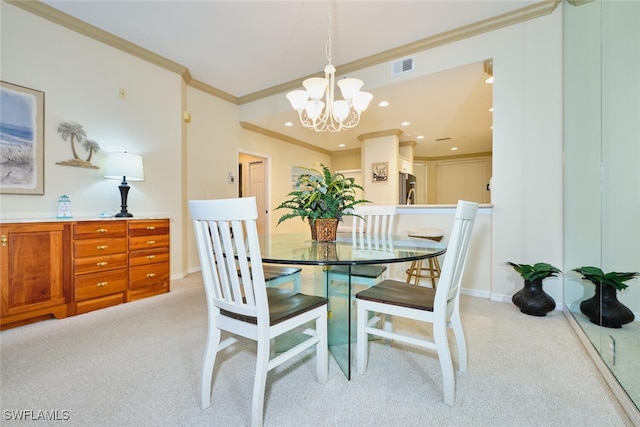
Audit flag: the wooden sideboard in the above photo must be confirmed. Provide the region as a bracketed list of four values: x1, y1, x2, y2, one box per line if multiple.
[0, 218, 170, 329]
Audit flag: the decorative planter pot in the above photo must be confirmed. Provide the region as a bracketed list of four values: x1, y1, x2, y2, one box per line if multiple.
[311, 218, 339, 242]
[580, 284, 635, 328]
[512, 279, 556, 316]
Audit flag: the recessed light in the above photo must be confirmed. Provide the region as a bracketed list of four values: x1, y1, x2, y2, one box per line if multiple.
[338, 144, 346, 148]
[284, 122, 293, 127]
[489, 107, 493, 112]
[450, 147, 459, 151]
[485, 76, 494, 84]
[378, 101, 389, 107]
[401, 121, 410, 126]
[416, 135, 424, 140]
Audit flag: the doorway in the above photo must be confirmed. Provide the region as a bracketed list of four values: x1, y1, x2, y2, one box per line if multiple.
[238, 152, 269, 235]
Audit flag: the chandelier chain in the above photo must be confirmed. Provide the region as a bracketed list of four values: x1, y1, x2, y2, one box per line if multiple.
[326, 1, 333, 64]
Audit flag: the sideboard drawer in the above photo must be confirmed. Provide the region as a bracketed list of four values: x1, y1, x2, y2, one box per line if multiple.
[129, 247, 170, 267]
[128, 220, 170, 237]
[128, 263, 170, 290]
[74, 221, 127, 239]
[128, 234, 169, 251]
[74, 238, 127, 257]
[73, 253, 127, 275]
[74, 269, 127, 301]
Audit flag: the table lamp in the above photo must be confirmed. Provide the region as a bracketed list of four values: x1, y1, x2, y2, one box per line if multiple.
[104, 152, 144, 217]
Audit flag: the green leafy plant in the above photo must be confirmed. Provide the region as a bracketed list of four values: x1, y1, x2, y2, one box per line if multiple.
[276, 163, 369, 225]
[573, 266, 639, 290]
[507, 262, 561, 282]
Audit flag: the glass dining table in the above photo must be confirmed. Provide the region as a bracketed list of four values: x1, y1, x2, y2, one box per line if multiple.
[255, 233, 447, 379]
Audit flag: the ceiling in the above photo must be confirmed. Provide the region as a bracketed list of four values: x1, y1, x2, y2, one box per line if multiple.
[39, 0, 543, 158]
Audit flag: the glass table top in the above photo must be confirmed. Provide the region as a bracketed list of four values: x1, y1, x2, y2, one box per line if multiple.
[257, 233, 446, 266]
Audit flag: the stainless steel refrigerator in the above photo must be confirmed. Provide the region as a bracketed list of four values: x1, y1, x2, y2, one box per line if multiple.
[399, 172, 417, 204]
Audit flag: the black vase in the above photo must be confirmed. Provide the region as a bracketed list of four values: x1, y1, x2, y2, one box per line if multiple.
[579, 284, 635, 328]
[512, 279, 556, 316]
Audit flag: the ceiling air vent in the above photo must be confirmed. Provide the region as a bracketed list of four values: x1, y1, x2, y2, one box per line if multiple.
[391, 56, 414, 76]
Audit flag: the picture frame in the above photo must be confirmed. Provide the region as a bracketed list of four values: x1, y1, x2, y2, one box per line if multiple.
[372, 162, 388, 182]
[0, 81, 45, 195]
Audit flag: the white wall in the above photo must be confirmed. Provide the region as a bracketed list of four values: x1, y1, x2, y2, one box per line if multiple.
[0, 3, 185, 277]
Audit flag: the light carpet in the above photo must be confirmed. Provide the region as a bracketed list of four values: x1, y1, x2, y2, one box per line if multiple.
[0, 273, 632, 426]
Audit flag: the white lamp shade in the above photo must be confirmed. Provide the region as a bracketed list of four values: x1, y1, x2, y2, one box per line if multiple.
[286, 90, 309, 111]
[352, 91, 374, 112]
[331, 100, 350, 121]
[303, 77, 328, 100]
[104, 152, 144, 181]
[305, 100, 325, 120]
[337, 78, 364, 100]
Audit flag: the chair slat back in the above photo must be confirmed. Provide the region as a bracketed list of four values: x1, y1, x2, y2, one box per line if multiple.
[352, 204, 396, 251]
[189, 197, 268, 322]
[435, 200, 478, 311]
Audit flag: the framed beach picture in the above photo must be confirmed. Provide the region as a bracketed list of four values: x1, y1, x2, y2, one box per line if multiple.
[0, 81, 45, 195]
[372, 162, 388, 182]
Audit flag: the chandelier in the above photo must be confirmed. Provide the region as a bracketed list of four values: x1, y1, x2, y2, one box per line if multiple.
[286, 3, 373, 132]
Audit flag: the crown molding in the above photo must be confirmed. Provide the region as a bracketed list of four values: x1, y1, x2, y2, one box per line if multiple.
[357, 129, 403, 142]
[11, 0, 560, 106]
[239, 122, 331, 155]
[415, 151, 493, 162]
[566, 0, 594, 6]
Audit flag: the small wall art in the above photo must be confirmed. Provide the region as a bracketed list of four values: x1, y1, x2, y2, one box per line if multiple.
[372, 162, 388, 182]
[56, 122, 100, 169]
[0, 81, 45, 195]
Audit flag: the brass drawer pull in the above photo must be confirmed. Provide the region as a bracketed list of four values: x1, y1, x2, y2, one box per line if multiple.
[97, 245, 108, 250]
[96, 228, 108, 233]
[96, 261, 108, 267]
[146, 273, 156, 278]
[97, 282, 108, 287]
[146, 226, 156, 230]
[146, 255, 156, 259]
[1, 235, 7, 247]
[146, 240, 156, 245]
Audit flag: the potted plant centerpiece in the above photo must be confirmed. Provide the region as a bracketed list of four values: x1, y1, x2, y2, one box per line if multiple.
[276, 163, 368, 241]
[507, 262, 562, 316]
[573, 266, 638, 328]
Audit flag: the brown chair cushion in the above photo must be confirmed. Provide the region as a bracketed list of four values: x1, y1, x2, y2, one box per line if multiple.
[356, 279, 435, 311]
[262, 266, 301, 281]
[221, 288, 327, 326]
[331, 265, 387, 279]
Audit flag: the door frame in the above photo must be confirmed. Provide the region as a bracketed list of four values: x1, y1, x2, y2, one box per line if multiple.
[237, 149, 271, 233]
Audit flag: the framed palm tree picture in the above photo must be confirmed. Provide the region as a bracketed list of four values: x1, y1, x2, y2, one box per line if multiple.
[0, 81, 45, 195]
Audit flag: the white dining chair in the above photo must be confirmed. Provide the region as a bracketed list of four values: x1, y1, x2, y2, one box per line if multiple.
[355, 200, 478, 406]
[189, 197, 328, 426]
[328, 204, 396, 288]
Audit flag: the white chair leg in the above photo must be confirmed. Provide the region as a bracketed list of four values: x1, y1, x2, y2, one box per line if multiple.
[451, 310, 467, 372]
[251, 338, 270, 427]
[356, 302, 368, 374]
[316, 311, 329, 383]
[201, 327, 221, 409]
[434, 321, 455, 406]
